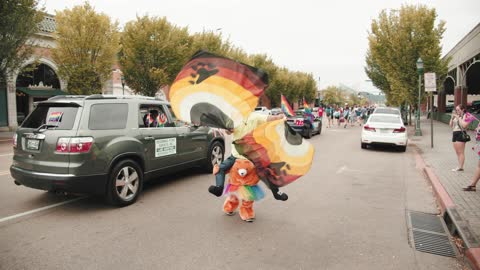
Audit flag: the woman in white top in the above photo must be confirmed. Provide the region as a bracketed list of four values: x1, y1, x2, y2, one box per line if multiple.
[450, 104, 469, 171]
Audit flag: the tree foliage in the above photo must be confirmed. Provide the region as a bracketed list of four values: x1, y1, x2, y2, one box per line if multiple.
[365, 5, 449, 107]
[118, 15, 318, 100]
[321, 86, 347, 106]
[190, 31, 231, 56]
[0, 0, 42, 83]
[119, 16, 192, 96]
[52, 2, 119, 95]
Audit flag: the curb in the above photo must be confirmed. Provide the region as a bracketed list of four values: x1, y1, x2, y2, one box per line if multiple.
[414, 148, 480, 270]
[0, 139, 12, 145]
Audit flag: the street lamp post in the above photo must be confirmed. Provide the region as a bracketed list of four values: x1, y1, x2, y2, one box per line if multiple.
[415, 58, 424, 136]
[121, 75, 125, 95]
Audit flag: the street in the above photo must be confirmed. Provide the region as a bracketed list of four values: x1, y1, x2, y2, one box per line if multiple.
[0, 126, 462, 270]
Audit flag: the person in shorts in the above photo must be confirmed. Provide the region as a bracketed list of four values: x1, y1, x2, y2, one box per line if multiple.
[450, 105, 469, 172]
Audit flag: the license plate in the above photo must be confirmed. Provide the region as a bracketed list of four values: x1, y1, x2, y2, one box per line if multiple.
[27, 139, 40, 150]
[380, 129, 391, 134]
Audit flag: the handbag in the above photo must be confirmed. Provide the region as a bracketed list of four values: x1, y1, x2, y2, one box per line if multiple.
[461, 131, 471, 142]
[458, 121, 471, 142]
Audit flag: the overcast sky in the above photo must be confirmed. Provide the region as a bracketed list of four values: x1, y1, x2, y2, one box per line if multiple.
[41, 0, 479, 93]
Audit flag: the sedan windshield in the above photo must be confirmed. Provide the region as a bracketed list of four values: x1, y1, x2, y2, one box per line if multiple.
[369, 115, 402, 124]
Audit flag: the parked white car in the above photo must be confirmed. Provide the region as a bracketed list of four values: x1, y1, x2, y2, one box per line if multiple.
[361, 113, 407, 152]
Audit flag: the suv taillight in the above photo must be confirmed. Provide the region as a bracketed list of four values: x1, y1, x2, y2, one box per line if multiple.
[56, 137, 94, 153]
[393, 127, 406, 133]
[13, 133, 17, 148]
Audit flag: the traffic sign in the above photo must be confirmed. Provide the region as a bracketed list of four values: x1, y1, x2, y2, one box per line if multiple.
[424, 72, 436, 92]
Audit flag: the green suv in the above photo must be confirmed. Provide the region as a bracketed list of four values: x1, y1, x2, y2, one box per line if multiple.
[10, 95, 225, 206]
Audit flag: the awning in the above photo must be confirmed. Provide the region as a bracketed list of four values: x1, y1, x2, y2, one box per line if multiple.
[17, 87, 67, 97]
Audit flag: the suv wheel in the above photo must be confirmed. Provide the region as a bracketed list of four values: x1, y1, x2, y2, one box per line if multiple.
[106, 159, 143, 206]
[205, 141, 224, 173]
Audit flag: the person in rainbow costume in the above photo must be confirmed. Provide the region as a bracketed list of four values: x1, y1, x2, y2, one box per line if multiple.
[169, 51, 314, 216]
[210, 111, 289, 201]
[223, 158, 265, 222]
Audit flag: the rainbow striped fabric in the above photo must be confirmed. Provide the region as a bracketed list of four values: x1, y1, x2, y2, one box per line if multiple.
[303, 98, 314, 124]
[234, 120, 314, 187]
[303, 98, 310, 109]
[281, 94, 295, 117]
[48, 112, 63, 123]
[169, 50, 268, 130]
[223, 184, 265, 201]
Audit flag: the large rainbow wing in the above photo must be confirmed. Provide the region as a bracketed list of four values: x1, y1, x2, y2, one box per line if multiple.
[233, 120, 314, 187]
[169, 51, 267, 130]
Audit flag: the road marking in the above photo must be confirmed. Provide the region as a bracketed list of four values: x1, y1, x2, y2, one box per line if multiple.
[0, 139, 12, 142]
[336, 165, 362, 174]
[336, 166, 347, 174]
[0, 196, 87, 224]
[0, 170, 9, 176]
[0, 153, 13, 157]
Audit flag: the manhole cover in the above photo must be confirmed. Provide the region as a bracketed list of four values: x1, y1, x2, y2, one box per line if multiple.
[409, 211, 456, 257]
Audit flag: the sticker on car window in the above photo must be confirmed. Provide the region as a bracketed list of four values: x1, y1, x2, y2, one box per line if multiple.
[47, 112, 63, 123]
[155, 138, 176, 157]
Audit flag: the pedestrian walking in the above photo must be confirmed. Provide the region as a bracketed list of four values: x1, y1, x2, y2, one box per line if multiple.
[326, 105, 333, 128]
[342, 106, 350, 128]
[450, 104, 469, 172]
[464, 123, 480, 191]
[333, 107, 340, 127]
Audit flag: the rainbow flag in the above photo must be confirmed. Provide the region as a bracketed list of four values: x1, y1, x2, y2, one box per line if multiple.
[303, 98, 314, 124]
[281, 94, 295, 117]
[169, 50, 268, 130]
[303, 98, 310, 109]
[47, 112, 63, 123]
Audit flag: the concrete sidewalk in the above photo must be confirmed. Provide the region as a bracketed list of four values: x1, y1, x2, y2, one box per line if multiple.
[0, 131, 13, 144]
[411, 116, 480, 269]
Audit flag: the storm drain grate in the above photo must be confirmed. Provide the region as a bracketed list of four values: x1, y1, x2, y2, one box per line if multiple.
[410, 211, 446, 234]
[409, 211, 456, 257]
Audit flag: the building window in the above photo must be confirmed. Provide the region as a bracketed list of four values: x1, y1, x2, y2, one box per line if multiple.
[16, 63, 60, 89]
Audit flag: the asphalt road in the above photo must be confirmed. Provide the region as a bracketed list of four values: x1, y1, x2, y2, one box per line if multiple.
[0, 125, 463, 270]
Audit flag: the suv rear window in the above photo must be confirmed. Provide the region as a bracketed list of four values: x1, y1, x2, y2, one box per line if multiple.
[89, 103, 128, 130]
[22, 106, 78, 130]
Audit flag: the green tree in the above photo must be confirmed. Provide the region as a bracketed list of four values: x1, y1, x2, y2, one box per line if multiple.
[52, 3, 119, 95]
[190, 31, 231, 56]
[119, 16, 192, 96]
[321, 86, 347, 106]
[365, 5, 449, 107]
[248, 54, 279, 106]
[0, 0, 42, 85]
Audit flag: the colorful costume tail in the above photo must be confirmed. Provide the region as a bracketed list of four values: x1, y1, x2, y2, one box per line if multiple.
[224, 184, 265, 201]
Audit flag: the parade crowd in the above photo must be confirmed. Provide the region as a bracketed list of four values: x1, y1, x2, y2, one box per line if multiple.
[321, 104, 376, 129]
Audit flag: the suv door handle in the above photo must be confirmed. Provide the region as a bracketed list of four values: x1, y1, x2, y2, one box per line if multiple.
[178, 133, 187, 138]
[144, 136, 155, 140]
